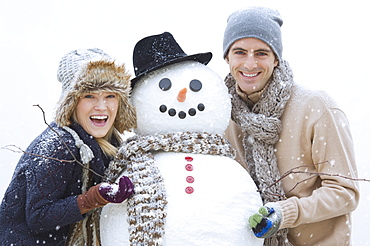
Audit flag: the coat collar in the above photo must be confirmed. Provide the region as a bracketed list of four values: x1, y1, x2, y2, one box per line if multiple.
[69, 122, 110, 184]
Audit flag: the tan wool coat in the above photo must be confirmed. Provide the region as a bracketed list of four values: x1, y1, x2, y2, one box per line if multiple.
[225, 84, 360, 245]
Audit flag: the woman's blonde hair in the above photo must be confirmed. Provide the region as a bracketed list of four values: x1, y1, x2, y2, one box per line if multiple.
[95, 128, 123, 157]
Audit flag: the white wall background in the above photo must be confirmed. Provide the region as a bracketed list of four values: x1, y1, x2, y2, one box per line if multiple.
[1, 0, 369, 244]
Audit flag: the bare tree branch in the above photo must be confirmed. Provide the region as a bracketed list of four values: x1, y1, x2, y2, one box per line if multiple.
[0, 104, 105, 180]
[1, 144, 74, 163]
[263, 161, 370, 197]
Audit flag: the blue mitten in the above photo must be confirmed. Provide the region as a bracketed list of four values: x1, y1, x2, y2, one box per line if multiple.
[248, 204, 282, 238]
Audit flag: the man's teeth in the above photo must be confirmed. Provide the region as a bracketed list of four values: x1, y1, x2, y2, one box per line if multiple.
[90, 115, 108, 120]
[243, 72, 258, 77]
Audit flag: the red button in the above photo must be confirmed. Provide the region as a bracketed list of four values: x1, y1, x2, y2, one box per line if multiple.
[186, 176, 194, 183]
[185, 156, 193, 162]
[185, 164, 193, 171]
[185, 186, 194, 194]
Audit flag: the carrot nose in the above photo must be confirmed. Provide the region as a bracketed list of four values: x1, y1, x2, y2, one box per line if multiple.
[177, 88, 187, 102]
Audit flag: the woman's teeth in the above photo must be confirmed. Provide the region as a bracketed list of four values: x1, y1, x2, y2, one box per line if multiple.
[90, 115, 108, 120]
[90, 115, 108, 123]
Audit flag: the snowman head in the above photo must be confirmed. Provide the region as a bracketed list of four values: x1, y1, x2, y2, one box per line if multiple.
[132, 61, 231, 135]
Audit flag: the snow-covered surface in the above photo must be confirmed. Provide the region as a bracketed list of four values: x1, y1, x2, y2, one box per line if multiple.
[101, 153, 263, 245]
[0, 0, 369, 244]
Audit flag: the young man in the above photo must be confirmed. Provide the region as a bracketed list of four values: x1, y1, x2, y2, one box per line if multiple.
[223, 7, 359, 246]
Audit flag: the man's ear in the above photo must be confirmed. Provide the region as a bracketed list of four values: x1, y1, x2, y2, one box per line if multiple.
[225, 56, 229, 64]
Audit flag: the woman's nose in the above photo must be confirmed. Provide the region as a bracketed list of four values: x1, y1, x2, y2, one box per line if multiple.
[95, 99, 108, 110]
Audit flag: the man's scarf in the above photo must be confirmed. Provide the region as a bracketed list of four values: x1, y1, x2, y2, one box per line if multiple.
[105, 131, 236, 245]
[225, 60, 294, 246]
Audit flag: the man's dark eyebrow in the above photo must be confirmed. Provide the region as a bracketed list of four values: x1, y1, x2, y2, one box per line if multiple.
[255, 49, 273, 53]
[231, 47, 247, 52]
[231, 47, 273, 53]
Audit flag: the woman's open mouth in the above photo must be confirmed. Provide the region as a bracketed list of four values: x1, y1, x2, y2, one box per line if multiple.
[90, 115, 108, 126]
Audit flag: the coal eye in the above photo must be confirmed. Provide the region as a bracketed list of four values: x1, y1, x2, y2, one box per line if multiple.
[189, 79, 202, 92]
[159, 78, 172, 91]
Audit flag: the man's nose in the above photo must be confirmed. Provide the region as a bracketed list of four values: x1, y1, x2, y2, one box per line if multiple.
[244, 54, 258, 70]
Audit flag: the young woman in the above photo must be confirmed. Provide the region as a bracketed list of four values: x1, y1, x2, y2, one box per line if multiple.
[0, 48, 136, 245]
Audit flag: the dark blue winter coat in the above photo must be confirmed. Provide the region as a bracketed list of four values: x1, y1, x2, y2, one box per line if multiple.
[0, 122, 111, 245]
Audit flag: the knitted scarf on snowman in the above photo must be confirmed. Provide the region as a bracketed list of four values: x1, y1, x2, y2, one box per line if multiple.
[105, 132, 236, 246]
[225, 60, 294, 246]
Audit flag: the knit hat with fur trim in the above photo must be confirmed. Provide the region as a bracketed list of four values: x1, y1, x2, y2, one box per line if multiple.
[223, 7, 283, 62]
[54, 48, 136, 133]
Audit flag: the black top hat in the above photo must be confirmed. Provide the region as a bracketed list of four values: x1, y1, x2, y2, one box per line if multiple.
[131, 32, 212, 87]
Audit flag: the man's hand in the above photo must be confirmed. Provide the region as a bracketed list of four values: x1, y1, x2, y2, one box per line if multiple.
[248, 205, 282, 238]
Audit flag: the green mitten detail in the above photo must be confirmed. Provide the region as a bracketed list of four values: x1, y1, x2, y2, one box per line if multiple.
[248, 205, 282, 238]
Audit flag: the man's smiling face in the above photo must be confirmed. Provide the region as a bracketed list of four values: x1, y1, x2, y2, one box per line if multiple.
[226, 37, 278, 95]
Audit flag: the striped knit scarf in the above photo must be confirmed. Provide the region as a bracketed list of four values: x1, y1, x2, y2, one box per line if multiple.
[225, 60, 294, 246]
[105, 131, 236, 246]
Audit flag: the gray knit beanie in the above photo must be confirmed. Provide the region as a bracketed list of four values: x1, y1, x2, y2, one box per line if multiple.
[223, 7, 283, 62]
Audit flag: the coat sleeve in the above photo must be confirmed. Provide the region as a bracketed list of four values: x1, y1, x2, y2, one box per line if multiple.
[23, 131, 85, 233]
[277, 105, 360, 229]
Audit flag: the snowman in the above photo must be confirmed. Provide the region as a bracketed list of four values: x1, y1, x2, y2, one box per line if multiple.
[100, 32, 263, 246]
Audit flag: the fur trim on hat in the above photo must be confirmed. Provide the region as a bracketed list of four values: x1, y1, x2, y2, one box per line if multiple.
[55, 60, 136, 133]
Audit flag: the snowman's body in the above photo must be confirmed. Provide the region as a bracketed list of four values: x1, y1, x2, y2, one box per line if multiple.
[100, 61, 263, 245]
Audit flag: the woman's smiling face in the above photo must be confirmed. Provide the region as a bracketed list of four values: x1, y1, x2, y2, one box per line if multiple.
[226, 37, 278, 95]
[75, 91, 118, 138]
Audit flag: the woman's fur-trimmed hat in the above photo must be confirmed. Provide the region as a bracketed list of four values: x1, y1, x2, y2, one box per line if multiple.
[54, 48, 136, 133]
